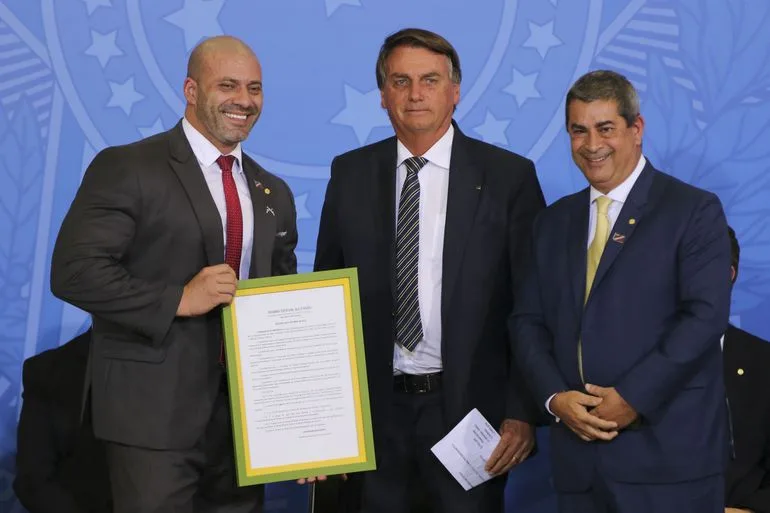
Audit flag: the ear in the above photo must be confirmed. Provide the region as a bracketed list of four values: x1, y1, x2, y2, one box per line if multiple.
[730, 265, 737, 284]
[632, 114, 645, 146]
[183, 77, 197, 105]
[452, 82, 460, 107]
[380, 88, 386, 110]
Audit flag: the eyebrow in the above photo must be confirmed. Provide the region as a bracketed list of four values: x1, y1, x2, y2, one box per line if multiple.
[390, 71, 443, 80]
[219, 77, 263, 87]
[569, 120, 615, 131]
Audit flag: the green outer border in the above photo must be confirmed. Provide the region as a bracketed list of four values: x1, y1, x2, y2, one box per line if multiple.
[221, 268, 376, 486]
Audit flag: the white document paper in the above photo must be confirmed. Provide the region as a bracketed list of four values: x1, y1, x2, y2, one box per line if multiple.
[233, 285, 360, 470]
[430, 408, 500, 491]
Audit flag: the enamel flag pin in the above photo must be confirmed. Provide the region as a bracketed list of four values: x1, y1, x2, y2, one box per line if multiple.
[612, 232, 626, 244]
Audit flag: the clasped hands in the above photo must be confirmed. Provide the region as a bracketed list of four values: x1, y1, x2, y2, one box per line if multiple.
[550, 384, 638, 442]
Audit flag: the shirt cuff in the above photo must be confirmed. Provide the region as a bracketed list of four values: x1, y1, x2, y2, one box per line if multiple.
[545, 393, 561, 423]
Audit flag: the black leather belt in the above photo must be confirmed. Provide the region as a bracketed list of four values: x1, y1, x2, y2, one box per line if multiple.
[393, 372, 443, 393]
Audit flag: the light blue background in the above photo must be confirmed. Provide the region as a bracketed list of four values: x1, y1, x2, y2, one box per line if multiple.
[0, 1, 768, 511]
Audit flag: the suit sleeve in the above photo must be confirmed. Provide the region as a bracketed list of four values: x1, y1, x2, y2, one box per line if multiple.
[510, 212, 572, 411]
[271, 177, 298, 276]
[314, 157, 345, 272]
[13, 360, 86, 513]
[50, 149, 182, 344]
[505, 161, 549, 423]
[615, 193, 731, 420]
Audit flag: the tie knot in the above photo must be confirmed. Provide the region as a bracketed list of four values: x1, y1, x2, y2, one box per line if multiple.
[595, 195, 612, 215]
[217, 155, 236, 174]
[404, 156, 428, 175]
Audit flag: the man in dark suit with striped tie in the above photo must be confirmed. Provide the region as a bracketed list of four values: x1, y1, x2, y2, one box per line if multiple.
[313, 28, 545, 513]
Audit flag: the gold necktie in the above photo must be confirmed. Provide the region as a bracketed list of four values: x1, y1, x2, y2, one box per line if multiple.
[578, 195, 612, 382]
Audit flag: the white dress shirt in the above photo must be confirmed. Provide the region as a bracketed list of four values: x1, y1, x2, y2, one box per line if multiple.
[392, 125, 454, 375]
[586, 155, 647, 248]
[182, 118, 254, 278]
[547, 155, 647, 416]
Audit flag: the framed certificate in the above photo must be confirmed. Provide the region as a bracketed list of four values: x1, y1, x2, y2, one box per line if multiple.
[222, 268, 376, 486]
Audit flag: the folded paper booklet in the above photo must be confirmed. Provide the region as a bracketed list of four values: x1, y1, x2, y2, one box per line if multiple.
[431, 408, 500, 491]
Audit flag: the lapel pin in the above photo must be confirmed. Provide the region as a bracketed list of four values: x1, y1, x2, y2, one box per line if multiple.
[264, 188, 271, 195]
[612, 232, 626, 243]
[628, 218, 636, 225]
[475, 185, 482, 190]
[737, 368, 744, 376]
[266, 206, 275, 216]
[253, 180, 263, 190]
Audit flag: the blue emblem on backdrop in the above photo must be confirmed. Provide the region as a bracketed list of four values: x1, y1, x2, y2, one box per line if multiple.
[0, 0, 768, 511]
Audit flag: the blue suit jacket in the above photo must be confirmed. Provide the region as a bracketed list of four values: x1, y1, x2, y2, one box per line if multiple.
[512, 160, 731, 491]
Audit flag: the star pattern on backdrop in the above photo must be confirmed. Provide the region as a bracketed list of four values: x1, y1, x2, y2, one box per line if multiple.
[82, 0, 112, 16]
[503, 69, 542, 107]
[523, 21, 563, 59]
[85, 30, 123, 68]
[164, 0, 226, 51]
[294, 193, 312, 220]
[107, 77, 144, 116]
[138, 117, 165, 138]
[473, 111, 511, 146]
[331, 84, 389, 145]
[325, 0, 361, 17]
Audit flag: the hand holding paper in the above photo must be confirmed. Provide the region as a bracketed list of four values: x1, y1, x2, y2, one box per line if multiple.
[430, 409, 502, 491]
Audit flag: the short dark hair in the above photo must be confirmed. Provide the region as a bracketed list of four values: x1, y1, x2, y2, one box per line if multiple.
[375, 28, 461, 89]
[565, 70, 640, 128]
[728, 225, 740, 282]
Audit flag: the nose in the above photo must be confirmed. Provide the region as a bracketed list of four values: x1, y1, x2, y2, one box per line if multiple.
[408, 82, 423, 102]
[584, 130, 602, 152]
[233, 86, 254, 110]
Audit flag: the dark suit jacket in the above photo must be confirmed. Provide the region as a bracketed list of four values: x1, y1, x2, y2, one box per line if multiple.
[14, 330, 112, 513]
[314, 123, 545, 446]
[724, 324, 770, 512]
[50, 121, 297, 450]
[513, 160, 732, 491]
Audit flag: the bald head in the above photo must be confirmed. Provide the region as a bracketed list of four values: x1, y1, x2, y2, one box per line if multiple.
[187, 36, 258, 82]
[182, 35, 263, 154]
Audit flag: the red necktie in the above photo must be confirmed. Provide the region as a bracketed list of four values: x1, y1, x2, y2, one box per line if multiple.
[217, 155, 242, 278]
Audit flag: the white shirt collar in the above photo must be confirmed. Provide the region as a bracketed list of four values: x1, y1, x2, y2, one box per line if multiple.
[396, 124, 454, 170]
[589, 155, 646, 204]
[182, 117, 243, 172]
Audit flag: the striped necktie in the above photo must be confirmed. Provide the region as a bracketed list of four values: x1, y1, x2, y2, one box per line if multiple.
[395, 156, 428, 352]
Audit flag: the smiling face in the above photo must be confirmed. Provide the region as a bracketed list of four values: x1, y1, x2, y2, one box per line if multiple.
[183, 45, 263, 153]
[567, 98, 644, 194]
[380, 45, 459, 148]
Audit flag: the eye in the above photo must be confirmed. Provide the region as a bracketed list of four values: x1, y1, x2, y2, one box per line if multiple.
[220, 83, 234, 90]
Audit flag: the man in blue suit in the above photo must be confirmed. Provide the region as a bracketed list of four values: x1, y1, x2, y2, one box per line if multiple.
[512, 70, 732, 513]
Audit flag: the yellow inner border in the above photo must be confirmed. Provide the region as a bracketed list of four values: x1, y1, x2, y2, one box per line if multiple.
[230, 278, 366, 476]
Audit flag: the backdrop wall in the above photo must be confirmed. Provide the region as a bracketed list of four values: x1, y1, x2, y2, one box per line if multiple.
[1, 1, 768, 511]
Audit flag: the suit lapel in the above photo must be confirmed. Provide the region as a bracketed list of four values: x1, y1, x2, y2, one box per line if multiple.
[441, 128, 483, 318]
[587, 161, 657, 302]
[167, 121, 224, 266]
[371, 139, 398, 299]
[242, 159, 275, 278]
[568, 189, 590, 312]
